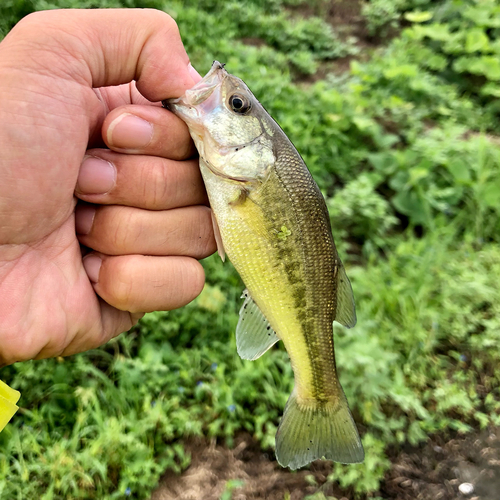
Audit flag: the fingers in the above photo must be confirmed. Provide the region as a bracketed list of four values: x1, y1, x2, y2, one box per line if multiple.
[75, 152, 207, 210]
[76, 203, 216, 259]
[102, 104, 197, 158]
[83, 254, 205, 313]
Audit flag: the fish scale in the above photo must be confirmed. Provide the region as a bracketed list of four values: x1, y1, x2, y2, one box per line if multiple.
[271, 139, 339, 401]
[165, 61, 364, 469]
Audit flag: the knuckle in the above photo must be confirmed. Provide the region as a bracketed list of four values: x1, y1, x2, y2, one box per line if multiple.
[145, 159, 171, 208]
[9, 11, 48, 40]
[161, 11, 180, 34]
[14, 10, 65, 38]
[97, 206, 132, 253]
[145, 9, 179, 34]
[16, 10, 48, 27]
[113, 207, 134, 251]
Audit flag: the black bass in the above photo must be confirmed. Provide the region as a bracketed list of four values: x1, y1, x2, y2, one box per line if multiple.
[164, 62, 364, 469]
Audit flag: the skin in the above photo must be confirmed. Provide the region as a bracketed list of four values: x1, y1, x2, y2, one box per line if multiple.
[0, 9, 216, 366]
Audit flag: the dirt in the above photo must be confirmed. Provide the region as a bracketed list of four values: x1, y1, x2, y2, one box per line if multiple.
[382, 428, 500, 500]
[288, 0, 388, 83]
[150, 434, 341, 500]
[151, 427, 500, 500]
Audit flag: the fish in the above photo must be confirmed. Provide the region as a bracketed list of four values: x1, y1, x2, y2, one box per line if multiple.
[164, 61, 364, 469]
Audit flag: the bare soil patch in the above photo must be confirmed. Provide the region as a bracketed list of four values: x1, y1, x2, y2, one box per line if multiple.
[382, 427, 500, 500]
[151, 434, 342, 500]
[290, 0, 381, 82]
[151, 428, 500, 500]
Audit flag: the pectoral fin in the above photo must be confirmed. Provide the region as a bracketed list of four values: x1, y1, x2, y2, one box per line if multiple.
[211, 211, 225, 262]
[236, 290, 279, 360]
[335, 266, 357, 328]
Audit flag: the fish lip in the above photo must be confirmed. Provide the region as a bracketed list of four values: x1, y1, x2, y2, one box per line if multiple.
[162, 60, 227, 112]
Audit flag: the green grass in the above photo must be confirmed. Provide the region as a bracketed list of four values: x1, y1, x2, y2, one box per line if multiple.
[1, 0, 500, 498]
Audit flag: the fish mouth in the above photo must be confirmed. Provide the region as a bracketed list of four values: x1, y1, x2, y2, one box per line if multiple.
[162, 61, 228, 121]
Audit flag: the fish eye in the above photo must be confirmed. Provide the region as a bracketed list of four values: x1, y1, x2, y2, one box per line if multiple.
[229, 94, 251, 114]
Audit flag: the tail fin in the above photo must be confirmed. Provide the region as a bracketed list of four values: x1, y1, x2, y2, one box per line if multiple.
[275, 387, 364, 470]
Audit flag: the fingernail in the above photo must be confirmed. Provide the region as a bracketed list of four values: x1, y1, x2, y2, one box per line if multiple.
[77, 157, 116, 194]
[75, 204, 96, 235]
[83, 254, 102, 283]
[107, 113, 153, 150]
[188, 63, 202, 83]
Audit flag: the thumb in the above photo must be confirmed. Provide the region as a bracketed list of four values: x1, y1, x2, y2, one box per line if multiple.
[0, 8, 197, 101]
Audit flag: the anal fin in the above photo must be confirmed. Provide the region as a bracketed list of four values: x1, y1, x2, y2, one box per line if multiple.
[236, 290, 279, 360]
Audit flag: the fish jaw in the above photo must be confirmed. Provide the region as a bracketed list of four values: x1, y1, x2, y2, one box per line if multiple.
[163, 61, 227, 143]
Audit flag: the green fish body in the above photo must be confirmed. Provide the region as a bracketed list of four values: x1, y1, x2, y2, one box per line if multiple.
[165, 62, 364, 469]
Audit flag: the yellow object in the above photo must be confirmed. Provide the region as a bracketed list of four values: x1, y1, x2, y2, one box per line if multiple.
[0, 380, 20, 432]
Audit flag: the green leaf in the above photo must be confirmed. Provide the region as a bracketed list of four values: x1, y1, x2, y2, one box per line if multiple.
[447, 160, 471, 184]
[367, 152, 398, 174]
[411, 23, 451, 41]
[453, 56, 500, 80]
[404, 11, 433, 23]
[481, 83, 500, 97]
[479, 57, 500, 80]
[465, 28, 490, 53]
[392, 190, 428, 225]
[481, 182, 500, 208]
[409, 167, 429, 184]
[426, 54, 447, 71]
[383, 64, 418, 79]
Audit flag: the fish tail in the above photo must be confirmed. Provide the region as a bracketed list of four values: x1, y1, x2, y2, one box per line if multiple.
[275, 387, 364, 469]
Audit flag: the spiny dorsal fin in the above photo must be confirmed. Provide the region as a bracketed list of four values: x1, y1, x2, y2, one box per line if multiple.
[236, 290, 280, 360]
[335, 265, 357, 328]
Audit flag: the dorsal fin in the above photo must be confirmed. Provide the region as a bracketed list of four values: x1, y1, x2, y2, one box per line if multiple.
[335, 266, 357, 328]
[236, 290, 280, 360]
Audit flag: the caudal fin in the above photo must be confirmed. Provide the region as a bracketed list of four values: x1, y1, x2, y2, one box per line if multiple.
[275, 388, 364, 470]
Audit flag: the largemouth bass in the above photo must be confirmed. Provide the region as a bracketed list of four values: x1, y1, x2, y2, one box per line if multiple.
[164, 61, 364, 469]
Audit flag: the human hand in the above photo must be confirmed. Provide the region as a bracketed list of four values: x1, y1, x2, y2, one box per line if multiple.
[0, 9, 215, 365]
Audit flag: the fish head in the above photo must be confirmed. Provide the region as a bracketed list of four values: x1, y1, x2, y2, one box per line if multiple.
[164, 61, 275, 183]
